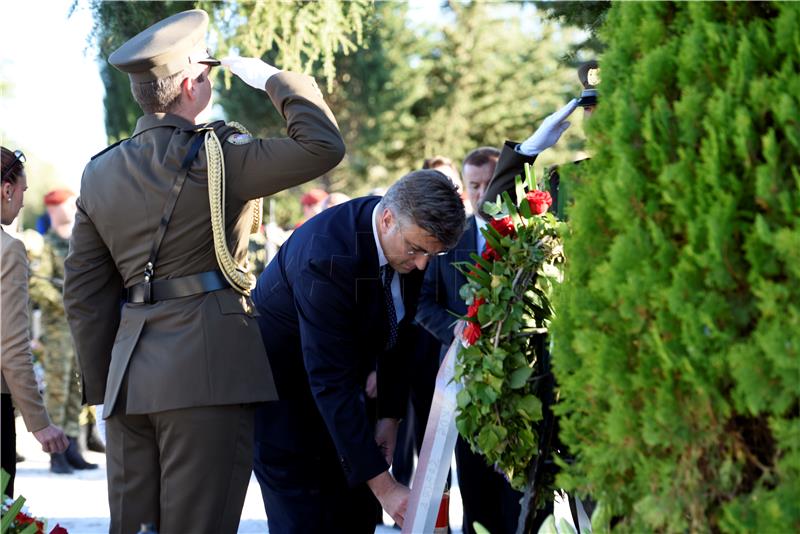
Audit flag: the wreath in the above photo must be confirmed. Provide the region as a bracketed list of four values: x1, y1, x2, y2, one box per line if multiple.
[454, 163, 566, 491]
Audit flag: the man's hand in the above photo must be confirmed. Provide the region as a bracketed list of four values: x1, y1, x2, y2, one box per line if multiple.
[374, 417, 399, 465]
[220, 56, 281, 91]
[365, 370, 378, 399]
[519, 98, 579, 156]
[33, 424, 69, 453]
[367, 471, 409, 528]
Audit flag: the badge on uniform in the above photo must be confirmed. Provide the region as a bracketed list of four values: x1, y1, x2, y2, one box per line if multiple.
[227, 133, 253, 145]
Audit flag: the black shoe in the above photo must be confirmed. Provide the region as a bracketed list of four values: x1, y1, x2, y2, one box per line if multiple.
[15, 451, 25, 463]
[50, 452, 74, 474]
[65, 437, 98, 470]
[79, 422, 106, 454]
[88, 423, 106, 454]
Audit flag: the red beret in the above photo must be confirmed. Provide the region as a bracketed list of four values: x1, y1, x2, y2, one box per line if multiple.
[300, 188, 328, 206]
[44, 189, 76, 206]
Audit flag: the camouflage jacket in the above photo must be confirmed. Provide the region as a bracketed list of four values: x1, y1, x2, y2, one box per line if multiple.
[28, 230, 68, 320]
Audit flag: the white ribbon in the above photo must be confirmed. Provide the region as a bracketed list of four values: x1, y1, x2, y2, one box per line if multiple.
[403, 337, 462, 534]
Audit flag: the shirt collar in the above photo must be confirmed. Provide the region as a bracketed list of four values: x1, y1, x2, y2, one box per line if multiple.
[371, 203, 389, 268]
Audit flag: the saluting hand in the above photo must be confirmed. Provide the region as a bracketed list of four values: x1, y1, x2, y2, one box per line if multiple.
[519, 98, 579, 156]
[221, 56, 281, 91]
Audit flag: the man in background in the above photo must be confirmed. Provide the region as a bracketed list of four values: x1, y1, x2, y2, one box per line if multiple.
[29, 189, 98, 474]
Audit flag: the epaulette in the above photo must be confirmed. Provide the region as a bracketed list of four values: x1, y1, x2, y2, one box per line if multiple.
[90, 137, 129, 161]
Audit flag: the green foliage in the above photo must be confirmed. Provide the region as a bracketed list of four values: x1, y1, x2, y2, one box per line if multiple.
[551, 2, 800, 532]
[216, 2, 585, 225]
[534, 0, 610, 55]
[201, 0, 370, 92]
[455, 166, 566, 491]
[89, 0, 370, 143]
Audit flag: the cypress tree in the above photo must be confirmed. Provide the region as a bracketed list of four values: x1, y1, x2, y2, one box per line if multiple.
[552, 2, 799, 531]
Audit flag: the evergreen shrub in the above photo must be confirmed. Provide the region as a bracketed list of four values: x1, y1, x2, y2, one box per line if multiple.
[551, 2, 799, 532]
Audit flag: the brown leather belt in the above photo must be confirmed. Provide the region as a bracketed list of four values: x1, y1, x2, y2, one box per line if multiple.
[127, 270, 229, 304]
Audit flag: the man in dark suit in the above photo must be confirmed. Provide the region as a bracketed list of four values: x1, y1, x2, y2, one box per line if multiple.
[251, 170, 466, 533]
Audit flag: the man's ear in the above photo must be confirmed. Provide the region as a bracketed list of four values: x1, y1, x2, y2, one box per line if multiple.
[380, 207, 394, 232]
[2, 181, 13, 200]
[181, 76, 196, 102]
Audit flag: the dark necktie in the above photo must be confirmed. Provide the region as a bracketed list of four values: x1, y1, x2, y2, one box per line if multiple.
[381, 264, 398, 350]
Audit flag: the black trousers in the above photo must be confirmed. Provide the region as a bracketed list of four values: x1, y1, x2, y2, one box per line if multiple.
[254, 399, 381, 534]
[455, 436, 524, 534]
[1, 394, 16, 498]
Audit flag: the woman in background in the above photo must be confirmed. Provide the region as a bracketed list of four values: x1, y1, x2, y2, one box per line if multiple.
[1, 146, 68, 497]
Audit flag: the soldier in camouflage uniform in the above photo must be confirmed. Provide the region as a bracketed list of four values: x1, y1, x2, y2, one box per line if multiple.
[247, 228, 269, 278]
[28, 189, 97, 474]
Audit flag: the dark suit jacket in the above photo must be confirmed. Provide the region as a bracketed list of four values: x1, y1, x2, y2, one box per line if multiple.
[416, 216, 478, 351]
[252, 196, 424, 486]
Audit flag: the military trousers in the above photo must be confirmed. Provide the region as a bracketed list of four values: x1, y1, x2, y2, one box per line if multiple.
[105, 403, 255, 534]
[42, 336, 82, 437]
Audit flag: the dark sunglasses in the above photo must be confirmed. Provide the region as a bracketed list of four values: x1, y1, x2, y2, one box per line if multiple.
[2, 150, 25, 181]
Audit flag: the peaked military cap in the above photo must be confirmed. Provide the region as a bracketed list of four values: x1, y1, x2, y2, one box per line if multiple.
[577, 60, 600, 108]
[109, 9, 220, 83]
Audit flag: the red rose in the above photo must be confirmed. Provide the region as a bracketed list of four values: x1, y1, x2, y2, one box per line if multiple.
[489, 216, 515, 237]
[526, 190, 552, 215]
[463, 322, 481, 345]
[482, 246, 501, 262]
[50, 525, 69, 534]
[467, 297, 485, 319]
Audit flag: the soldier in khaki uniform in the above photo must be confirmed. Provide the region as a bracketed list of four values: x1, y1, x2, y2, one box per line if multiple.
[63, 9, 345, 534]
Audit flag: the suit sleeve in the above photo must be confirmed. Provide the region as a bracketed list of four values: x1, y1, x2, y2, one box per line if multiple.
[224, 71, 346, 201]
[480, 141, 539, 214]
[416, 257, 457, 346]
[63, 195, 123, 405]
[1, 238, 51, 432]
[294, 259, 388, 486]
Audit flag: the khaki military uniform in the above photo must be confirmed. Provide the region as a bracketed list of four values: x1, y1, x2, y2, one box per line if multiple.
[28, 230, 81, 438]
[64, 70, 344, 533]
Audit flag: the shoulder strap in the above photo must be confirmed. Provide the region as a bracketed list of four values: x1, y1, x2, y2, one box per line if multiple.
[141, 129, 210, 301]
[90, 137, 128, 161]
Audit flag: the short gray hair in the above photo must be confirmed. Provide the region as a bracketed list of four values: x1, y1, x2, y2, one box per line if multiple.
[130, 69, 185, 114]
[380, 170, 467, 249]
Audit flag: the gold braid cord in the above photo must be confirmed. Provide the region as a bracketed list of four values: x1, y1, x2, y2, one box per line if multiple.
[205, 128, 256, 296]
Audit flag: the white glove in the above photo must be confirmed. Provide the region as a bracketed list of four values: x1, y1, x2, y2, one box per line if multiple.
[518, 98, 579, 156]
[220, 56, 281, 91]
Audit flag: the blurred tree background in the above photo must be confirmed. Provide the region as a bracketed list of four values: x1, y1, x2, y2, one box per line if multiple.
[87, 0, 595, 227]
[0, 71, 62, 230]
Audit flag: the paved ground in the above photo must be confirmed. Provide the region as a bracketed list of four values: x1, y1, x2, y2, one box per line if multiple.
[13, 417, 464, 534]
